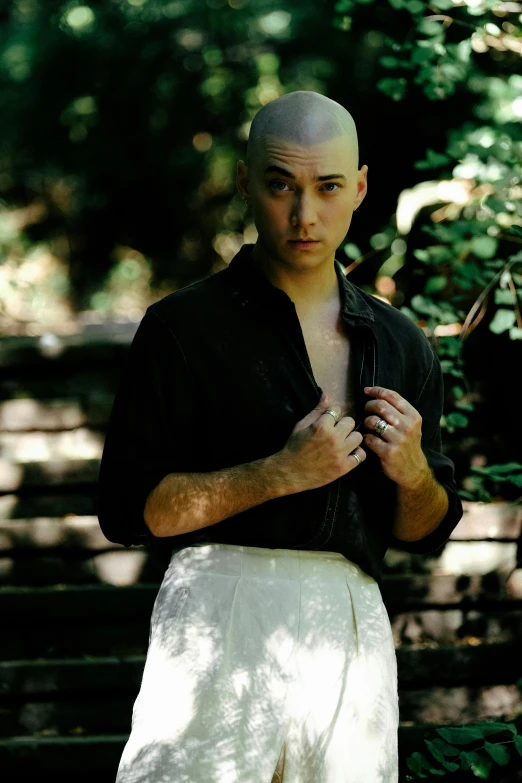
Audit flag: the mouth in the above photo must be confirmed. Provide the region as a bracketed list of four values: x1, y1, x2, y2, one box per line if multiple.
[289, 240, 320, 248]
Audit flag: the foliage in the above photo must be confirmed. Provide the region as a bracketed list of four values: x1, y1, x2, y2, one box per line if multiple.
[334, 0, 522, 503]
[404, 715, 522, 779]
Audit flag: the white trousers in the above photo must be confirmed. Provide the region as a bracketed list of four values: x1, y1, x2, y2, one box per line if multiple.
[115, 543, 399, 783]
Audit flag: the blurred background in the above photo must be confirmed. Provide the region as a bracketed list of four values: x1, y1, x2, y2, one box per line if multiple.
[1, 0, 522, 780]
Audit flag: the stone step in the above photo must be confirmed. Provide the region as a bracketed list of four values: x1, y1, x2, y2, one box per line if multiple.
[6, 689, 522, 743]
[1, 679, 521, 738]
[1, 646, 521, 694]
[0, 724, 521, 782]
[0, 580, 522, 660]
[2, 540, 520, 589]
[2, 572, 522, 612]
[0, 458, 100, 493]
[0, 325, 136, 372]
[0, 494, 96, 521]
[1, 501, 521, 541]
[5, 609, 522, 661]
[0, 429, 104, 464]
[0, 396, 114, 432]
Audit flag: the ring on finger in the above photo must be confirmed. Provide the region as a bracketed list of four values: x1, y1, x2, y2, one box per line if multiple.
[323, 408, 340, 425]
[373, 417, 390, 438]
[351, 452, 362, 466]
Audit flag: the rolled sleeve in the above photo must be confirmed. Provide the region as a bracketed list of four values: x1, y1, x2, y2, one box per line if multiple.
[388, 342, 464, 554]
[96, 308, 197, 547]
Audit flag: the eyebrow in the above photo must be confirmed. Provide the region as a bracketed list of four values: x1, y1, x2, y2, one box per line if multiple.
[264, 165, 346, 181]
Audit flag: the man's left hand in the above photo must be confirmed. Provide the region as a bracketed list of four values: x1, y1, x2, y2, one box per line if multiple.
[363, 386, 430, 490]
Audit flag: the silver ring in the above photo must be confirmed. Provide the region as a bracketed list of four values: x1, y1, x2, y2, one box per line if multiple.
[351, 452, 361, 466]
[374, 418, 389, 437]
[323, 408, 340, 425]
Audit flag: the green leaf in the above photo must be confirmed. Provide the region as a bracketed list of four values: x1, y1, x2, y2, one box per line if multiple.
[489, 308, 516, 334]
[406, 756, 428, 776]
[415, 148, 452, 170]
[436, 726, 485, 745]
[343, 242, 362, 260]
[494, 288, 514, 305]
[445, 412, 468, 428]
[429, 738, 461, 757]
[471, 462, 522, 475]
[480, 721, 517, 736]
[454, 400, 474, 411]
[514, 735, 522, 757]
[459, 749, 482, 770]
[410, 294, 445, 318]
[377, 77, 408, 101]
[470, 753, 494, 777]
[510, 327, 522, 340]
[406, 0, 424, 12]
[425, 739, 445, 763]
[470, 235, 498, 259]
[441, 759, 459, 771]
[424, 275, 447, 294]
[413, 249, 430, 263]
[379, 56, 400, 68]
[410, 751, 436, 771]
[483, 741, 510, 765]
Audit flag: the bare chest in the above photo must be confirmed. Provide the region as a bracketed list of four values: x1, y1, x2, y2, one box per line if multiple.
[298, 310, 357, 420]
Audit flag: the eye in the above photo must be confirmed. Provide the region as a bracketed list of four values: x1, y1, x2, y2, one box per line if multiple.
[269, 180, 290, 192]
[269, 180, 340, 192]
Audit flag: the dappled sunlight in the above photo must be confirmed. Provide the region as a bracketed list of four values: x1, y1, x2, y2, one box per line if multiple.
[433, 540, 517, 575]
[0, 459, 22, 491]
[1, 427, 103, 462]
[0, 515, 107, 549]
[0, 398, 86, 431]
[93, 550, 148, 586]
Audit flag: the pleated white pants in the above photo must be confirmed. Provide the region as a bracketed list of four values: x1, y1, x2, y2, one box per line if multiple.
[115, 543, 399, 783]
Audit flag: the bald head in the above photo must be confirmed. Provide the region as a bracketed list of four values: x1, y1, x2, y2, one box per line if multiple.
[246, 91, 359, 177]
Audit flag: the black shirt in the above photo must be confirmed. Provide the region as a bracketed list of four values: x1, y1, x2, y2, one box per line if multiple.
[96, 243, 463, 587]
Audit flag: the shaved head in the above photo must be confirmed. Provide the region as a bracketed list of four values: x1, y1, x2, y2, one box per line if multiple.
[246, 91, 359, 176]
[236, 89, 367, 304]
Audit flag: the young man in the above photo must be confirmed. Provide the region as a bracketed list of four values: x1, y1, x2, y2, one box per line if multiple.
[97, 90, 463, 783]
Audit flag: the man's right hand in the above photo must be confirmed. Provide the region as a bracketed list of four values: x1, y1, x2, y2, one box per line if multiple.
[276, 391, 366, 493]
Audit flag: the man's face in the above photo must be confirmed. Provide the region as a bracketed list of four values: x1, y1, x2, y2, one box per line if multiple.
[237, 136, 367, 270]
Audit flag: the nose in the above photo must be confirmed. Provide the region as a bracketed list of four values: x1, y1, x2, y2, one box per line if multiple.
[290, 193, 317, 227]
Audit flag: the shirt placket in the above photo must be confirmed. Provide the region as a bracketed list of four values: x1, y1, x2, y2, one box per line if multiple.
[276, 304, 377, 549]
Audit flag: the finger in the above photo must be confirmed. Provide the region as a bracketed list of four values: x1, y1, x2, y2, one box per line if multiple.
[363, 432, 388, 454]
[363, 386, 415, 417]
[364, 399, 404, 429]
[364, 414, 401, 437]
[344, 429, 363, 451]
[348, 446, 366, 469]
[294, 393, 331, 432]
[318, 404, 343, 429]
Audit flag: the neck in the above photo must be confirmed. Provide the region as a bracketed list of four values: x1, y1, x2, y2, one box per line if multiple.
[251, 240, 340, 314]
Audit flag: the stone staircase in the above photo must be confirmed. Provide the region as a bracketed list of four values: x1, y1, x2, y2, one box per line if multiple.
[1, 325, 522, 781]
